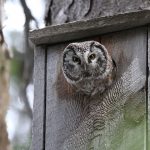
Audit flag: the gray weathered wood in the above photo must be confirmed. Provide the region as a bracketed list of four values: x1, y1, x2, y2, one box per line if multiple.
[45, 0, 150, 25]
[45, 44, 91, 150]
[100, 28, 146, 150]
[30, 9, 150, 45]
[32, 46, 46, 150]
[45, 27, 146, 150]
[148, 25, 150, 150]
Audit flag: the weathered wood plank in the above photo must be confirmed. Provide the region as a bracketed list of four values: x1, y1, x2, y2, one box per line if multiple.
[148, 25, 150, 150]
[45, 44, 91, 150]
[45, 27, 146, 150]
[30, 9, 150, 45]
[32, 46, 46, 150]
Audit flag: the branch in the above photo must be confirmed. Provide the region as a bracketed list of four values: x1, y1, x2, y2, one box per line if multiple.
[19, 0, 38, 28]
[19, 0, 37, 119]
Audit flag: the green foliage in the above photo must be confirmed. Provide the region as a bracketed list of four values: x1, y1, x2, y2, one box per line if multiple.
[13, 137, 31, 150]
[10, 47, 24, 82]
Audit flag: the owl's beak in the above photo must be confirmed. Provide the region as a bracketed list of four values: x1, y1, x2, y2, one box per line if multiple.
[83, 63, 88, 70]
[84, 64, 87, 70]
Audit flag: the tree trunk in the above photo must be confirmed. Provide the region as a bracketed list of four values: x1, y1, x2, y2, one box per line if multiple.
[0, 0, 11, 149]
[45, 0, 150, 25]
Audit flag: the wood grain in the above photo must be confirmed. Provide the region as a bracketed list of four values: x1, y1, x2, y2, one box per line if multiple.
[30, 10, 150, 45]
[148, 25, 150, 150]
[45, 44, 91, 150]
[32, 46, 46, 150]
[44, 27, 146, 150]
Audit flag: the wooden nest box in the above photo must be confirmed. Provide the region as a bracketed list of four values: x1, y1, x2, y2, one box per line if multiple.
[29, 10, 150, 150]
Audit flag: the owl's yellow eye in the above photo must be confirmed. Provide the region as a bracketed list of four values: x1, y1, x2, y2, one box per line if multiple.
[89, 54, 96, 60]
[72, 56, 81, 64]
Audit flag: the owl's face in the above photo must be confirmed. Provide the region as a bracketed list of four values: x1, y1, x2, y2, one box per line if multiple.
[62, 41, 113, 85]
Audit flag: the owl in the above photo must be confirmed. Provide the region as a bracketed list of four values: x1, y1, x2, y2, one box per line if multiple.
[62, 41, 116, 96]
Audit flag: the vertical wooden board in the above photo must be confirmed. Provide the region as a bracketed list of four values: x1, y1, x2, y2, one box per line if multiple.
[32, 46, 46, 150]
[148, 26, 150, 150]
[45, 44, 91, 150]
[45, 27, 146, 150]
[96, 27, 147, 150]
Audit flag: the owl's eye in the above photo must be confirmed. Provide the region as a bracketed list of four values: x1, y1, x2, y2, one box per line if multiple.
[72, 56, 81, 64]
[88, 54, 96, 62]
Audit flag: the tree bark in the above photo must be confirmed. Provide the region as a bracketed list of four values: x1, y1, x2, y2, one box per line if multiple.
[45, 0, 150, 25]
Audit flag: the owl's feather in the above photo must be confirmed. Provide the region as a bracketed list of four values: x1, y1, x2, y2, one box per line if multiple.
[62, 41, 116, 96]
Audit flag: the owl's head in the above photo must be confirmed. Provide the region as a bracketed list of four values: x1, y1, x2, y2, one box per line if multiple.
[62, 41, 115, 84]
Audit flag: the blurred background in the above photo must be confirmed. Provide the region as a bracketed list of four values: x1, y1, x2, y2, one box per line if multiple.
[0, 0, 45, 149]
